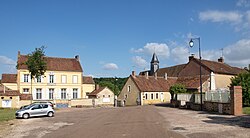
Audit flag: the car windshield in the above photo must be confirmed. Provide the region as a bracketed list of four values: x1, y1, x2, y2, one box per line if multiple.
[23, 104, 34, 109]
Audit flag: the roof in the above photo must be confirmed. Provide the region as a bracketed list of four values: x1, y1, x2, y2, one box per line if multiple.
[17, 55, 83, 72]
[156, 64, 186, 77]
[176, 75, 210, 89]
[151, 53, 159, 63]
[88, 87, 106, 96]
[131, 75, 177, 92]
[1, 74, 17, 83]
[82, 76, 95, 84]
[20, 94, 32, 100]
[195, 58, 246, 75]
[0, 90, 20, 96]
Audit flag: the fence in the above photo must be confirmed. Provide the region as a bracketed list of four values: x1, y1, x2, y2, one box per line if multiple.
[205, 90, 230, 103]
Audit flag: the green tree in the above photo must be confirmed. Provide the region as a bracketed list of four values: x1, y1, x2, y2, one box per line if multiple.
[231, 72, 250, 106]
[17, 46, 47, 98]
[169, 84, 187, 100]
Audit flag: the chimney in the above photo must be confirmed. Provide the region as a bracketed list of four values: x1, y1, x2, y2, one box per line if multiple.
[18, 51, 20, 58]
[95, 84, 99, 90]
[189, 54, 195, 61]
[75, 55, 80, 61]
[164, 73, 168, 80]
[132, 71, 136, 77]
[154, 72, 157, 80]
[218, 57, 224, 63]
[145, 72, 148, 79]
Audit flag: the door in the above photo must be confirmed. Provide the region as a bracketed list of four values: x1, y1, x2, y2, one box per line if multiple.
[30, 104, 43, 116]
[160, 93, 164, 102]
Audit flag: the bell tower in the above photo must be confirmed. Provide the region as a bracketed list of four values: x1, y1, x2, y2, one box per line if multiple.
[150, 52, 159, 75]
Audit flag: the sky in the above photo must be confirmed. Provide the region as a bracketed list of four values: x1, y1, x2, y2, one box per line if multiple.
[0, 0, 250, 78]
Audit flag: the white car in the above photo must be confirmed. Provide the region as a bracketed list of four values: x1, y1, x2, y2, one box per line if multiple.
[16, 103, 54, 119]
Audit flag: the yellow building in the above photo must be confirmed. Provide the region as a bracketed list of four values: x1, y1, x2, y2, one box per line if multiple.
[0, 51, 96, 108]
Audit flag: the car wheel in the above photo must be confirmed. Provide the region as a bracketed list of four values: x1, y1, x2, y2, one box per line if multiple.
[23, 113, 29, 119]
[47, 111, 54, 117]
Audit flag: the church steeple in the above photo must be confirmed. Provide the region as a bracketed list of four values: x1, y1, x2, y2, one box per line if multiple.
[150, 52, 159, 75]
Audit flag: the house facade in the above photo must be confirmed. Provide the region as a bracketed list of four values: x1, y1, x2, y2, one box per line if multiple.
[88, 86, 114, 106]
[119, 53, 246, 106]
[0, 51, 97, 108]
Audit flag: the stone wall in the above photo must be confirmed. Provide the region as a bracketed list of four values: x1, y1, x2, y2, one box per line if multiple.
[204, 101, 231, 114]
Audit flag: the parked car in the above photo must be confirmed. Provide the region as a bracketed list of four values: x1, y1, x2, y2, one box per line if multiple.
[16, 103, 55, 119]
[20, 101, 54, 109]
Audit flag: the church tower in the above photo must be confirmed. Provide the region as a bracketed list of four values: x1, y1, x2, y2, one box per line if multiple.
[150, 52, 159, 75]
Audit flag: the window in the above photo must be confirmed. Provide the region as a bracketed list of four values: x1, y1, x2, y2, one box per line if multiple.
[36, 76, 41, 83]
[73, 88, 78, 99]
[61, 89, 66, 99]
[49, 89, 54, 100]
[49, 75, 54, 83]
[24, 74, 29, 82]
[73, 75, 78, 83]
[145, 93, 148, 100]
[23, 88, 29, 93]
[61, 75, 67, 83]
[127, 85, 131, 92]
[156, 93, 159, 99]
[151, 93, 154, 100]
[32, 104, 42, 110]
[36, 88, 42, 99]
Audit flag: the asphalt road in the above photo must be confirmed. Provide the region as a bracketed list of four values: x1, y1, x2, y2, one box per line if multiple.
[43, 106, 182, 138]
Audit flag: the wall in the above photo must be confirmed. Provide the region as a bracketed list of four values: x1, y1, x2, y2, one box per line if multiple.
[1, 83, 18, 90]
[204, 101, 231, 114]
[70, 99, 94, 107]
[0, 96, 19, 108]
[18, 69, 83, 100]
[118, 76, 140, 106]
[96, 88, 114, 106]
[142, 92, 171, 105]
[82, 84, 95, 98]
[214, 74, 234, 90]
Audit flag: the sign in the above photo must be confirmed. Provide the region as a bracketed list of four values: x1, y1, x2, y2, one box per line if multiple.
[2, 100, 12, 108]
[103, 98, 110, 103]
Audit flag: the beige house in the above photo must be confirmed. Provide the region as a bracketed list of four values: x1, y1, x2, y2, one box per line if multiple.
[88, 86, 114, 106]
[119, 53, 246, 106]
[0, 51, 96, 108]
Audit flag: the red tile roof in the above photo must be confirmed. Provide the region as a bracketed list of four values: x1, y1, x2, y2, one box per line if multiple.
[1, 74, 17, 83]
[156, 64, 186, 77]
[82, 76, 95, 84]
[20, 94, 32, 100]
[176, 75, 210, 89]
[0, 90, 20, 96]
[17, 55, 83, 72]
[131, 75, 177, 92]
[193, 58, 246, 75]
[88, 87, 106, 96]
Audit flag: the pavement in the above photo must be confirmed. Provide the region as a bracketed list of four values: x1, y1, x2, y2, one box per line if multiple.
[0, 105, 249, 138]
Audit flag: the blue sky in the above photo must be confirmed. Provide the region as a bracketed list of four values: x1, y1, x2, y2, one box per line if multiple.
[0, 0, 250, 78]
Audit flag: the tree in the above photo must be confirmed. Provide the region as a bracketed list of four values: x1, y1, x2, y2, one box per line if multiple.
[231, 72, 250, 106]
[169, 84, 187, 100]
[17, 46, 47, 99]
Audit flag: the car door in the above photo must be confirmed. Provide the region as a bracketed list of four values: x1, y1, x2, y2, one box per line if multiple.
[30, 104, 43, 116]
[41, 104, 49, 115]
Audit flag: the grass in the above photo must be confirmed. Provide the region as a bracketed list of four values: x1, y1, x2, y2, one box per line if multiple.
[243, 107, 250, 115]
[0, 108, 17, 122]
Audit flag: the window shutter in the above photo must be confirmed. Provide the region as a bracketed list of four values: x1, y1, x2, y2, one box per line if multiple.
[54, 75, 56, 83]
[21, 74, 24, 82]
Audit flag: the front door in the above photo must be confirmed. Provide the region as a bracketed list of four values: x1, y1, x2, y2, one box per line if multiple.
[160, 93, 164, 102]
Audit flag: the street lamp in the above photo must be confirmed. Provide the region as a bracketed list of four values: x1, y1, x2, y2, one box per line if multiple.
[189, 37, 203, 111]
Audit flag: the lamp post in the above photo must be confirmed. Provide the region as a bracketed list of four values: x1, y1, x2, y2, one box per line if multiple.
[189, 37, 203, 111]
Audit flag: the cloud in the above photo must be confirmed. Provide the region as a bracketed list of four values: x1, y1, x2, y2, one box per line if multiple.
[223, 39, 250, 67]
[236, 0, 250, 7]
[199, 10, 243, 23]
[132, 56, 147, 68]
[131, 43, 170, 58]
[0, 56, 16, 75]
[170, 47, 189, 64]
[102, 63, 119, 70]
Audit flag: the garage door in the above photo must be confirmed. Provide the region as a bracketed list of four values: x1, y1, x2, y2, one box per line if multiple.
[2, 100, 12, 108]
